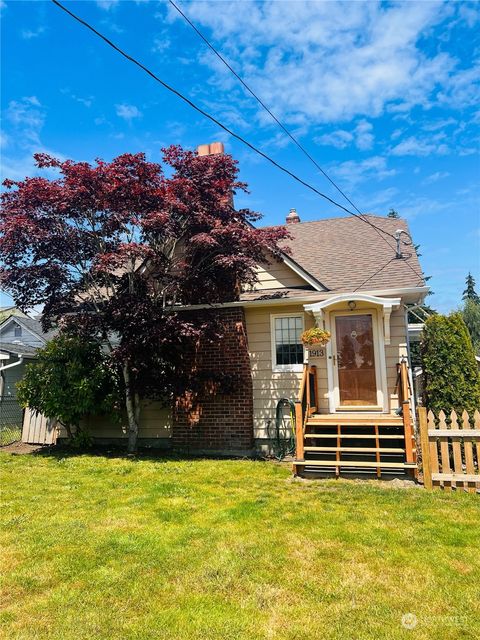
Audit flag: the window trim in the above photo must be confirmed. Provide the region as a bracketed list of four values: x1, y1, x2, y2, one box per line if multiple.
[13, 323, 22, 337]
[270, 313, 305, 373]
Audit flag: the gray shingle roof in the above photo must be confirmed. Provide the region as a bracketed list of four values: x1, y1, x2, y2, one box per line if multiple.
[15, 317, 57, 341]
[0, 342, 38, 356]
[269, 215, 425, 293]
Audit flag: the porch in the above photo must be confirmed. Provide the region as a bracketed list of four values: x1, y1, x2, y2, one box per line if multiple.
[293, 362, 417, 477]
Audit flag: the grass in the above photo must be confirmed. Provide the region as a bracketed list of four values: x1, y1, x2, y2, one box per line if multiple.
[1, 452, 479, 640]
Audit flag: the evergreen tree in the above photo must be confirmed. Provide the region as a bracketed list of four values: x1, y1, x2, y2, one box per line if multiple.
[462, 273, 480, 303]
[462, 299, 480, 355]
[421, 312, 480, 414]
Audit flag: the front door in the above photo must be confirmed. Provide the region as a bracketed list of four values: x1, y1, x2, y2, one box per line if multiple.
[332, 313, 380, 408]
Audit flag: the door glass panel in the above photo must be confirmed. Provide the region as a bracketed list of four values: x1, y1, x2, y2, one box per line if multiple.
[335, 314, 377, 406]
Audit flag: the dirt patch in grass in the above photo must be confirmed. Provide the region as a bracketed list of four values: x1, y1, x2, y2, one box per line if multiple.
[0, 441, 46, 455]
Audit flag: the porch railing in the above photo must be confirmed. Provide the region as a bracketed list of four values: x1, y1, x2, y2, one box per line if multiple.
[397, 360, 417, 471]
[294, 364, 317, 461]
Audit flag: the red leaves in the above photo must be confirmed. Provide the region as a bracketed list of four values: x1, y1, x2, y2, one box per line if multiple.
[0, 145, 287, 397]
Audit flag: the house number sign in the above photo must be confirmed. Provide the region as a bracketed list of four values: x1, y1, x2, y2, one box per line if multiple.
[308, 347, 326, 358]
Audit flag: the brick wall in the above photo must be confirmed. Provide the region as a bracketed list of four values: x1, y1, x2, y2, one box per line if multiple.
[173, 307, 254, 454]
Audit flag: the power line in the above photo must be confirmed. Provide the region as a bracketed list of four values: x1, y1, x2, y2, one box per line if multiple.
[50, 0, 425, 286]
[50, 1, 392, 235]
[353, 256, 397, 292]
[168, 0, 365, 219]
[167, 2, 427, 287]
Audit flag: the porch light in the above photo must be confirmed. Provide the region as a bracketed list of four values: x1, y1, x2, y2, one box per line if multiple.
[348, 300, 356, 310]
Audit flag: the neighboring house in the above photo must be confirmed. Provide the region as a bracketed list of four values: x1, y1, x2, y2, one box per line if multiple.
[0, 306, 28, 324]
[0, 315, 55, 431]
[81, 148, 427, 476]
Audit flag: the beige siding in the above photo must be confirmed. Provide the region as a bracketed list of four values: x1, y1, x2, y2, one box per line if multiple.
[251, 260, 307, 290]
[245, 300, 409, 439]
[71, 401, 171, 440]
[385, 306, 408, 411]
[245, 304, 326, 439]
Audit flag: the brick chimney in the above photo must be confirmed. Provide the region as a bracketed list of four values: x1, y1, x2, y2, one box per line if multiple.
[286, 207, 300, 224]
[197, 142, 225, 156]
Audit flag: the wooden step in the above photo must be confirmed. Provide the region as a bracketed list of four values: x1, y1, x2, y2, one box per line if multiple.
[304, 434, 403, 440]
[309, 413, 401, 420]
[304, 446, 406, 453]
[306, 420, 402, 427]
[294, 460, 417, 469]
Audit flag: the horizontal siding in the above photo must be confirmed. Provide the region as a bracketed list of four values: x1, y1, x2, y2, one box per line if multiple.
[245, 304, 323, 438]
[385, 307, 408, 410]
[250, 260, 307, 290]
[246, 302, 409, 437]
[78, 401, 171, 439]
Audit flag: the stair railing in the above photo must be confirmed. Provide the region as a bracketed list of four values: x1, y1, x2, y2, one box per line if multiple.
[397, 359, 417, 470]
[294, 364, 317, 461]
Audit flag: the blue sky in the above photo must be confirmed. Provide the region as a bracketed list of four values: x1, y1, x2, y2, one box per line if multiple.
[1, 0, 479, 312]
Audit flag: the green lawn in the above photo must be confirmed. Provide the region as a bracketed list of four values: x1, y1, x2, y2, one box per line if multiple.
[1, 453, 479, 640]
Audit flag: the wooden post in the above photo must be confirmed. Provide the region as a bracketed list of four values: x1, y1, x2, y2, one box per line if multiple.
[312, 365, 318, 412]
[305, 366, 311, 410]
[294, 400, 304, 461]
[418, 407, 432, 490]
[402, 401, 414, 463]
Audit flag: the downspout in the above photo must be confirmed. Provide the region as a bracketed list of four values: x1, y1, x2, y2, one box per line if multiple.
[0, 356, 24, 402]
[0, 355, 24, 372]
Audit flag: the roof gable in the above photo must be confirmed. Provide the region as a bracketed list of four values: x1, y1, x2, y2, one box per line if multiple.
[0, 316, 55, 346]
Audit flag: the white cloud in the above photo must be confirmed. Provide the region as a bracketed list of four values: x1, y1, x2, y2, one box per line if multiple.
[96, 0, 119, 10]
[61, 88, 93, 108]
[115, 103, 142, 121]
[422, 117, 457, 131]
[152, 32, 171, 54]
[5, 96, 44, 145]
[330, 156, 396, 188]
[168, 1, 472, 125]
[436, 63, 480, 109]
[423, 171, 450, 184]
[21, 26, 46, 40]
[390, 136, 449, 156]
[354, 120, 374, 150]
[315, 129, 353, 149]
[1, 97, 65, 182]
[316, 119, 374, 150]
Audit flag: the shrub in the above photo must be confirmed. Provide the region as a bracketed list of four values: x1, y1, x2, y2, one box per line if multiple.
[17, 334, 121, 441]
[421, 312, 480, 414]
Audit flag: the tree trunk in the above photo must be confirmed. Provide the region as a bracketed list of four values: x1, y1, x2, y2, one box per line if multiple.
[122, 364, 139, 453]
[61, 421, 73, 441]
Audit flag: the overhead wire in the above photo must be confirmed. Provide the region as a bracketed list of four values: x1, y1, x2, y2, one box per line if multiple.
[167, 1, 427, 286]
[51, 0, 425, 286]
[168, 0, 366, 220]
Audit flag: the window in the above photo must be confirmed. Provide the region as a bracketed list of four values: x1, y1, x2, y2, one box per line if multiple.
[271, 314, 305, 371]
[14, 324, 22, 337]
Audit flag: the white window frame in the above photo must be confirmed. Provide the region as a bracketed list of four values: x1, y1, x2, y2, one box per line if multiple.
[270, 313, 305, 373]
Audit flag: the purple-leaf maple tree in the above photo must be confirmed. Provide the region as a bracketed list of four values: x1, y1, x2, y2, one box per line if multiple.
[0, 146, 287, 452]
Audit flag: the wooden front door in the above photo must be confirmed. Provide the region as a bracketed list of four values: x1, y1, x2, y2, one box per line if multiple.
[333, 313, 380, 408]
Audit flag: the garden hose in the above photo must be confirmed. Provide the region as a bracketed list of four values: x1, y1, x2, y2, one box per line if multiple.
[267, 398, 296, 460]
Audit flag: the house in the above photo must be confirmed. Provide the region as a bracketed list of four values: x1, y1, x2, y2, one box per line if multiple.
[0, 305, 28, 323]
[81, 145, 427, 475]
[0, 315, 55, 433]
